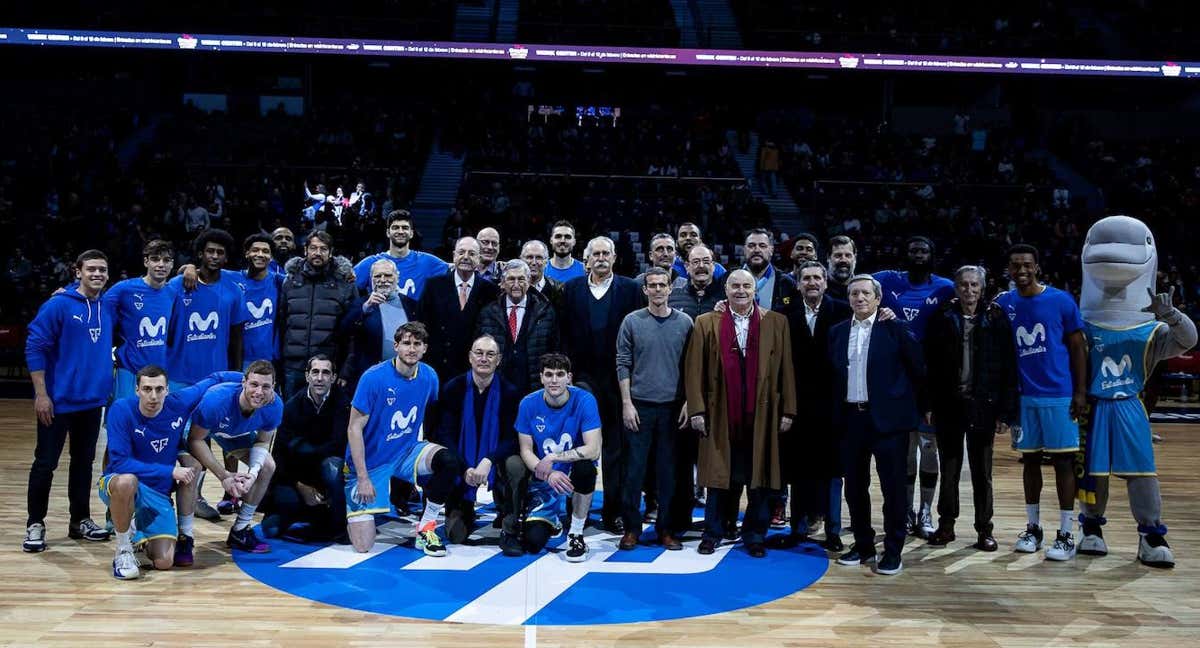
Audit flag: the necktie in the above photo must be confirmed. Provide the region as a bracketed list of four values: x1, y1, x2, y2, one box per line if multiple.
[458, 282, 469, 310]
[508, 304, 519, 341]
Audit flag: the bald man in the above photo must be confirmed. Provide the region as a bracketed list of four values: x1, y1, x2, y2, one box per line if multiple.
[477, 227, 503, 283]
[417, 237, 500, 381]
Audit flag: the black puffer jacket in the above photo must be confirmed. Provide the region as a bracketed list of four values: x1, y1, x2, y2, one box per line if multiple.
[476, 289, 560, 393]
[925, 299, 1020, 426]
[280, 257, 357, 372]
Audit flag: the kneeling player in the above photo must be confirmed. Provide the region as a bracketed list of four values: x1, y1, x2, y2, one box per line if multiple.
[345, 322, 465, 556]
[186, 361, 284, 553]
[502, 353, 602, 562]
[102, 366, 242, 579]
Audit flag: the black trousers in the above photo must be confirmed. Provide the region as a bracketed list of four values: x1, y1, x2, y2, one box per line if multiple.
[842, 408, 908, 557]
[620, 400, 679, 536]
[27, 407, 103, 527]
[576, 376, 623, 522]
[935, 397, 996, 534]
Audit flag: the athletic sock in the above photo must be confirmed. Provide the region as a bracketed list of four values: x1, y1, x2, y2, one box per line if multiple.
[115, 529, 133, 553]
[569, 514, 586, 536]
[419, 501, 445, 531]
[1025, 504, 1040, 528]
[233, 502, 258, 531]
[1059, 510, 1074, 536]
[178, 514, 195, 537]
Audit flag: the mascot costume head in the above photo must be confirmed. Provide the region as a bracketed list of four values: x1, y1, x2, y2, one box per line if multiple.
[1080, 215, 1156, 328]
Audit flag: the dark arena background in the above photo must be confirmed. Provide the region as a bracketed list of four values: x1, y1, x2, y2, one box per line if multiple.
[1, 2, 1199, 646]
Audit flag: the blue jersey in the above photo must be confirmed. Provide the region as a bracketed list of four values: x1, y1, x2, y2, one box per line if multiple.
[1086, 320, 1162, 400]
[105, 372, 242, 494]
[353, 250, 448, 299]
[232, 270, 281, 363]
[191, 381, 284, 448]
[515, 386, 602, 473]
[544, 259, 587, 284]
[103, 277, 176, 372]
[165, 274, 249, 385]
[874, 270, 955, 342]
[996, 286, 1085, 398]
[349, 360, 439, 472]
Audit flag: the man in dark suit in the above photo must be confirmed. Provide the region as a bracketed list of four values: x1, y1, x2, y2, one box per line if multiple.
[476, 259, 560, 394]
[340, 258, 419, 389]
[560, 235, 645, 532]
[829, 274, 925, 575]
[521, 239, 565, 314]
[772, 261, 852, 551]
[417, 237, 499, 383]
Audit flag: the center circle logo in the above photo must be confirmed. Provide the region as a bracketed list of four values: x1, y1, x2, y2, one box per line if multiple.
[236, 522, 828, 625]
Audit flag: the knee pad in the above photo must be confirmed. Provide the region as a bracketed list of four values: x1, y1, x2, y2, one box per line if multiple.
[432, 448, 465, 476]
[570, 461, 598, 494]
[523, 521, 553, 553]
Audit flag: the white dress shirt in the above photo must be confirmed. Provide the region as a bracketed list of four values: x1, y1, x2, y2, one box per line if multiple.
[732, 307, 752, 355]
[805, 301, 820, 334]
[588, 273, 614, 300]
[846, 311, 877, 402]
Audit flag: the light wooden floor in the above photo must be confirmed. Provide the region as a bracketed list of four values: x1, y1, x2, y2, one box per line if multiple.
[1, 398, 1197, 647]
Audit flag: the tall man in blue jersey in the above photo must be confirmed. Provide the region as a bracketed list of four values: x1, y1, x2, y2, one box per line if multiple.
[996, 244, 1088, 561]
[101, 366, 243, 578]
[545, 220, 587, 284]
[503, 353, 603, 561]
[233, 233, 283, 370]
[353, 210, 449, 299]
[103, 240, 176, 400]
[344, 322, 466, 557]
[186, 361, 284, 553]
[23, 250, 114, 553]
[875, 236, 955, 538]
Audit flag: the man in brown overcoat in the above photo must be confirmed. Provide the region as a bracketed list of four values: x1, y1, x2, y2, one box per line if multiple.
[685, 269, 797, 558]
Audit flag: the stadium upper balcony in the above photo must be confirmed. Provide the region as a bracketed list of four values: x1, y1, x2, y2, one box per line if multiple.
[518, 0, 680, 46]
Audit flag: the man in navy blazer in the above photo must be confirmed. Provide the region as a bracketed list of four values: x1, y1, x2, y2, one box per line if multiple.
[340, 258, 419, 389]
[828, 274, 925, 576]
[559, 235, 646, 532]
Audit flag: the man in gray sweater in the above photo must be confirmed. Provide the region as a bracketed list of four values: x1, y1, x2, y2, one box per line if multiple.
[616, 267, 695, 551]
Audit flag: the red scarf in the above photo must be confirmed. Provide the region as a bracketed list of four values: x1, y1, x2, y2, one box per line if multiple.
[719, 306, 760, 440]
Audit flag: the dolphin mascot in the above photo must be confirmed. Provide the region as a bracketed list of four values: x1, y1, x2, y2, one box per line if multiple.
[1077, 215, 1196, 568]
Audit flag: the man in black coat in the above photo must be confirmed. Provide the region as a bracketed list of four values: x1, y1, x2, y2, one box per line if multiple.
[279, 231, 358, 398]
[773, 261, 852, 551]
[923, 266, 1019, 552]
[417, 236, 499, 383]
[262, 354, 352, 541]
[559, 235, 645, 532]
[828, 274, 925, 576]
[476, 259, 559, 394]
[431, 335, 521, 544]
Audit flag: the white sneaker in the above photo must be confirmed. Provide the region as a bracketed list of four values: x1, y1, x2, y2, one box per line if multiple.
[1014, 524, 1044, 553]
[112, 550, 141, 580]
[1045, 531, 1076, 561]
[918, 506, 935, 539]
[1078, 532, 1108, 556]
[23, 522, 47, 553]
[1138, 533, 1175, 568]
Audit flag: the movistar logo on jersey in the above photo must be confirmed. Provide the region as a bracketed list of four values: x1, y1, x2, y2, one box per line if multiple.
[925, 296, 939, 305]
[187, 311, 220, 342]
[247, 298, 273, 320]
[399, 278, 416, 296]
[171, 417, 183, 430]
[137, 316, 168, 348]
[1016, 323, 1047, 357]
[1100, 354, 1136, 393]
[542, 432, 574, 456]
[387, 406, 418, 440]
[234, 516, 828, 625]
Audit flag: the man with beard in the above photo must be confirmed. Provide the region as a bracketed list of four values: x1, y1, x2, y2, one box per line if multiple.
[186, 361, 285, 554]
[476, 260, 559, 394]
[672, 222, 727, 286]
[773, 261, 852, 551]
[342, 259, 419, 389]
[103, 240, 175, 400]
[874, 236, 955, 539]
[234, 234, 284, 371]
[521, 240, 564, 310]
[476, 227, 504, 283]
[279, 231, 358, 398]
[270, 227, 296, 275]
[685, 270, 796, 558]
[825, 235, 858, 301]
[418, 237, 501, 383]
[353, 210, 449, 299]
[560, 236, 644, 533]
[545, 220, 587, 283]
[743, 228, 798, 314]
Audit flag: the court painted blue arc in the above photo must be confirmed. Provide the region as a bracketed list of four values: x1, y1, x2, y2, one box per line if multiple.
[236, 535, 827, 625]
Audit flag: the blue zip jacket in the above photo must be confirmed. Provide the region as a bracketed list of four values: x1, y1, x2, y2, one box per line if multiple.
[26, 288, 114, 414]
